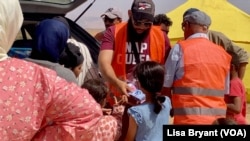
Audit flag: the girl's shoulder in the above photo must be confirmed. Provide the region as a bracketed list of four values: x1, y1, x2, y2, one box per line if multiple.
[163, 96, 171, 103]
[129, 103, 150, 111]
[128, 103, 152, 116]
[127, 104, 151, 124]
[162, 96, 172, 109]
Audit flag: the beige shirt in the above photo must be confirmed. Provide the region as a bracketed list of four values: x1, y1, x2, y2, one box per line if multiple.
[207, 30, 249, 64]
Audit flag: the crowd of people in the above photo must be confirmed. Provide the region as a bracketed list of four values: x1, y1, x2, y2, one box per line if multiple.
[0, 0, 249, 141]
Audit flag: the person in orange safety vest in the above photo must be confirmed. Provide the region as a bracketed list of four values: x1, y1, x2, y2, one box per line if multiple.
[161, 10, 231, 124]
[98, 0, 171, 140]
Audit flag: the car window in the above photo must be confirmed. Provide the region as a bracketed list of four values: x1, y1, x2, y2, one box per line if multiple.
[20, 0, 75, 5]
[10, 27, 33, 59]
[16, 29, 32, 40]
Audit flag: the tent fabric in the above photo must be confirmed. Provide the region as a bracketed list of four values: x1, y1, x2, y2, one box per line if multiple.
[166, 0, 250, 102]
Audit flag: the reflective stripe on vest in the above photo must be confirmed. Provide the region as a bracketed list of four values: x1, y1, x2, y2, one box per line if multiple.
[171, 38, 231, 124]
[173, 87, 225, 97]
[174, 107, 226, 116]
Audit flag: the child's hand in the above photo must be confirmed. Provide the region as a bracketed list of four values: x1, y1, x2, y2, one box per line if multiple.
[113, 95, 128, 105]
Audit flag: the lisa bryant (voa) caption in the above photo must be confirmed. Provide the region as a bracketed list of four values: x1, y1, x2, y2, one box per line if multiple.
[163, 125, 250, 141]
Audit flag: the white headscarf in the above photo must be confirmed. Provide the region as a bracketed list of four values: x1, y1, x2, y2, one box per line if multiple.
[0, 0, 23, 61]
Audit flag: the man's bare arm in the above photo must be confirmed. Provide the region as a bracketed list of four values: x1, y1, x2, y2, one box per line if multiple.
[238, 62, 248, 80]
[98, 50, 128, 96]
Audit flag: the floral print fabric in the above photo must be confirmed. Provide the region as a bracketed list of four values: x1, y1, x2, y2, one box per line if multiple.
[0, 58, 103, 141]
[86, 105, 125, 141]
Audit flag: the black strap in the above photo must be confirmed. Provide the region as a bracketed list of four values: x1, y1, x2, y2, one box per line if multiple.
[131, 41, 140, 64]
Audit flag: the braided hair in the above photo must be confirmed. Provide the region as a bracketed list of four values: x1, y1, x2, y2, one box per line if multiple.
[133, 61, 165, 114]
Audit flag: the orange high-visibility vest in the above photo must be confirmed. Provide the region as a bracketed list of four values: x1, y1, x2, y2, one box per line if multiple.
[172, 37, 231, 124]
[108, 23, 165, 104]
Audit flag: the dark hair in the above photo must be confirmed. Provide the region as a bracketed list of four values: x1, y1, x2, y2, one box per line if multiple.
[212, 118, 237, 125]
[153, 14, 173, 26]
[133, 61, 165, 114]
[59, 42, 84, 69]
[81, 78, 108, 105]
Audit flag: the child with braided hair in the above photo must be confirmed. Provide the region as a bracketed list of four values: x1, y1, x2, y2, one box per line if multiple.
[125, 61, 172, 141]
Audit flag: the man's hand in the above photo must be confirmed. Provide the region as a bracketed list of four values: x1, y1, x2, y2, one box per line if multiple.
[115, 79, 131, 97]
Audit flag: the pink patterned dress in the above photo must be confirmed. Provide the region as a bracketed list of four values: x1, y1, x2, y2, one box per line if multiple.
[0, 58, 104, 141]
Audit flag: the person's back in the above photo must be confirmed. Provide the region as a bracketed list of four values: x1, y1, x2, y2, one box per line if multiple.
[183, 8, 249, 80]
[27, 18, 77, 84]
[162, 10, 231, 125]
[125, 61, 171, 141]
[176, 38, 230, 124]
[128, 98, 171, 140]
[25, 58, 77, 83]
[1, 58, 102, 140]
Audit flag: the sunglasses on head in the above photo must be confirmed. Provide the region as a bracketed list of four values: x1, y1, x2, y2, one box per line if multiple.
[132, 19, 153, 27]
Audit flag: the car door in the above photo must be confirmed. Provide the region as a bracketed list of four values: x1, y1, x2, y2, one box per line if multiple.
[10, 0, 100, 64]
